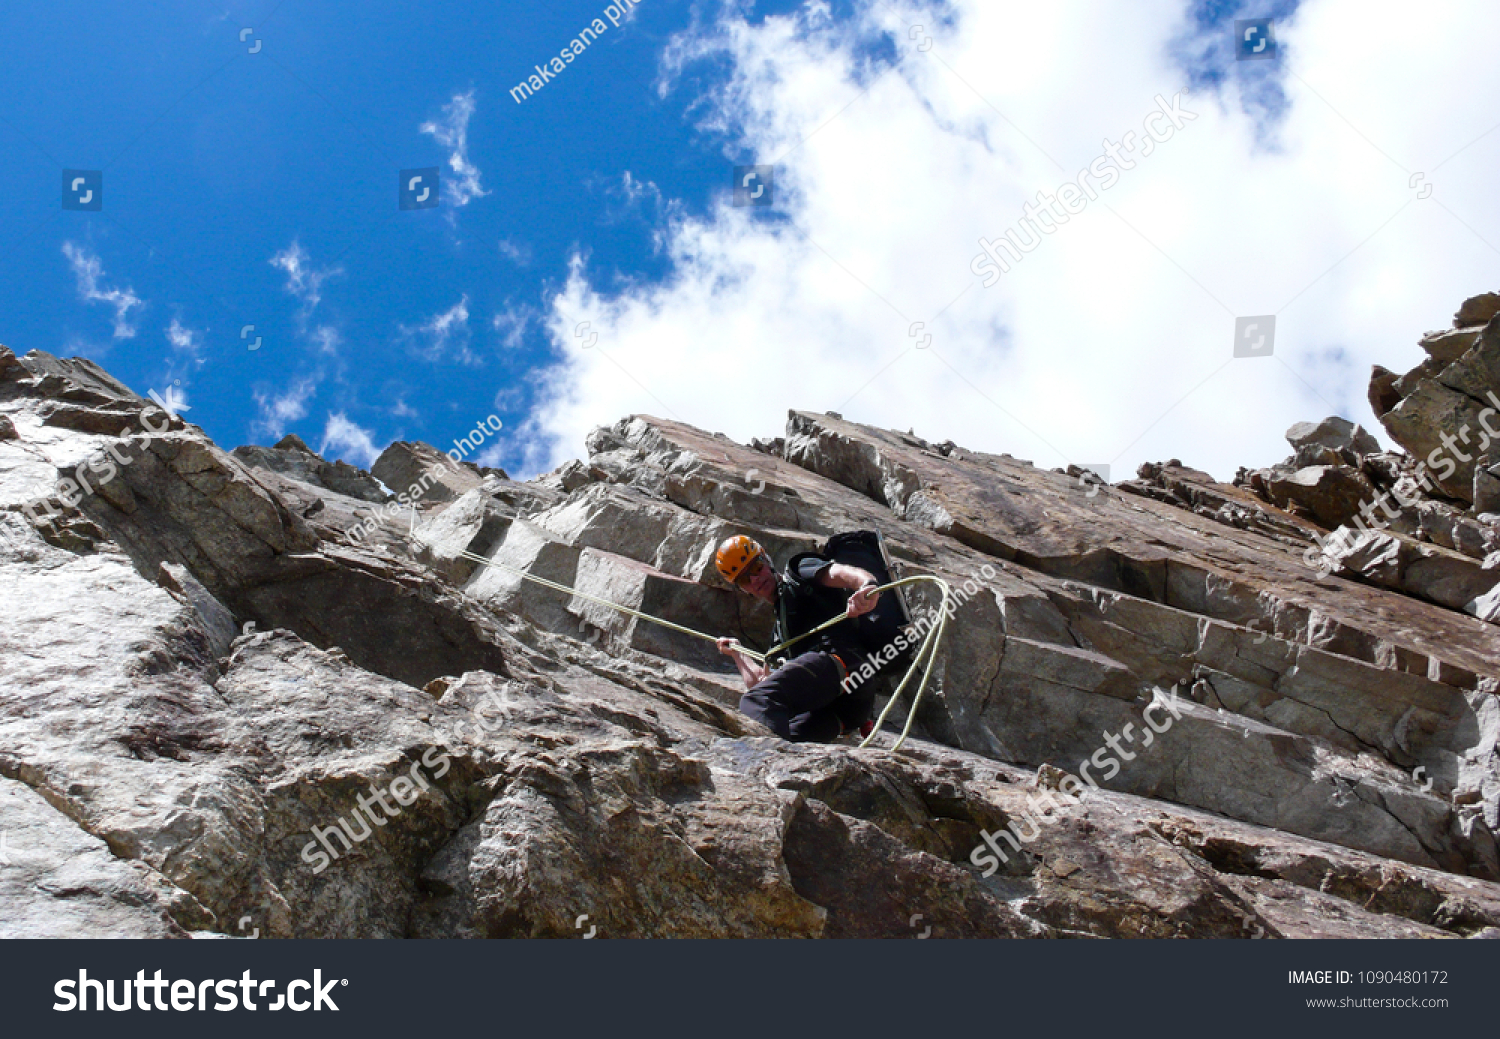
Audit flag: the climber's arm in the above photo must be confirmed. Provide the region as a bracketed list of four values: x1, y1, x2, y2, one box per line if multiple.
[717, 637, 767, 689]
[817, 563, 881, 618]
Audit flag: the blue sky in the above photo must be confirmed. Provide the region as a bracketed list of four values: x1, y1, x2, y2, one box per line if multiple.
[3, 1, 1496, 484]
[0, 0, 810, 472]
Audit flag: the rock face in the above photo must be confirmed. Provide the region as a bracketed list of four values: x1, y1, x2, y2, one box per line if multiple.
[4, 311, 1500, 938]
[1229, 294, 1500, 628]
[1455, 292, 1500, 328]
[372, 440, 505, 504]
[233, 434, 390, 503]
[0, 777, 200, 938]
[1370, 294, 1500, 502]
[1267, 464, 1376, 529]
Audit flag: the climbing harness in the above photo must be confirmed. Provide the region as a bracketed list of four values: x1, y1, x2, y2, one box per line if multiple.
[409, 526, 952, 752]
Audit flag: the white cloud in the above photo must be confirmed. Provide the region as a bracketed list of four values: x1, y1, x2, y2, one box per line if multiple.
[270, 240, 342, 319]
[309, 325, 342, 355]
[166, 316, 201, 354]
[492, 302, 534, 349]
[473, 443, 507, 470]
[62, 242, 144, 338]
[401, 294, 473, 362]
[162, 316, 206, 388]
[420, 90, 488, 208]
[319, 412, 382, 468]
[519, 0, 1500, 485]
[498, 238, 532, 265]
[600, 171, 669, 226]
[252, 377, 319, 438]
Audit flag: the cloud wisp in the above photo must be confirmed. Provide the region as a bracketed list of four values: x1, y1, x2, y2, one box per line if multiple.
[162, 315, 206, 389]
[401, 295, 474, 363]
[492, 302, 535, 350]
[319, 412, 382, 468]
[165, 316, 201, 355]
[270, 240, 343, 322]
[252, 377, 320, 439]
[62, 242, 144, 339]
[420, 90, 488, 209]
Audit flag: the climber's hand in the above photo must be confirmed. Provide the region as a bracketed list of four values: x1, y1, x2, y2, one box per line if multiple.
[717, 637, 743, 659]
[847, 584, 880, 618]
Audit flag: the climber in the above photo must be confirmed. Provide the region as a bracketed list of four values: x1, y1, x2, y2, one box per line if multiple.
[714, 534, 885, 743]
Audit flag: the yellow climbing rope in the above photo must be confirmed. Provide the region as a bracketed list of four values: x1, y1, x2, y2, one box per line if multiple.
[853, 575, 951, 751]
[421, 536, 952, 752]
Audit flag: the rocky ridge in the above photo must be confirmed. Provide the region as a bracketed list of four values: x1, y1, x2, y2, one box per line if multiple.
[3, 296, 1500, 938]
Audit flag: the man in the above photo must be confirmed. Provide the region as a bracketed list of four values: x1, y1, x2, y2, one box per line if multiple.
[714, 534, 885, 743]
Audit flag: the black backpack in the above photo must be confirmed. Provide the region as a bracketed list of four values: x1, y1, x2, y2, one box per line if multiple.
[773, 530, 914, 670]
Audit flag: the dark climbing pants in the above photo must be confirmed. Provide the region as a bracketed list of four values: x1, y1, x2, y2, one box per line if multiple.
[739, 651, 876, 743]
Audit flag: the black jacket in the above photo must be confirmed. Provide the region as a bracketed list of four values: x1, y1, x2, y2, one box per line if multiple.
[771, 553, 868, 667]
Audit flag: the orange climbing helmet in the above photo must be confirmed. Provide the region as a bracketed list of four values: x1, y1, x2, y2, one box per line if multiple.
[715, 534, 767, 586]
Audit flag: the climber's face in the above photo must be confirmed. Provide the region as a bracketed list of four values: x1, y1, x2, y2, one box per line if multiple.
[734, 554, 777, 602]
